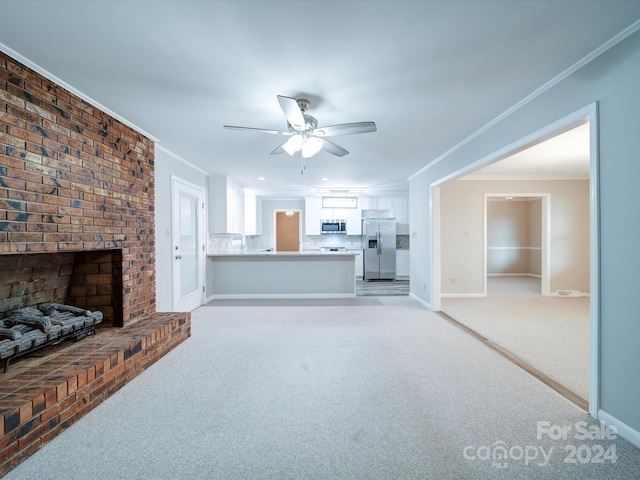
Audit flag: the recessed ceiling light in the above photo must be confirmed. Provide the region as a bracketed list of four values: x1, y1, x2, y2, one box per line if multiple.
[321, 177, 330, 181]
[258, 176, 266, 181]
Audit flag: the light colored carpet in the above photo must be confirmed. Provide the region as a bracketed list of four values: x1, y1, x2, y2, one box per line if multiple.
[4, 296, 639, 479]
[441, 276, 589, 398]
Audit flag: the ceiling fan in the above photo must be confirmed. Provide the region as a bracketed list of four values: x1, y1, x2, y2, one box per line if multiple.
[223, 95, 377, 174]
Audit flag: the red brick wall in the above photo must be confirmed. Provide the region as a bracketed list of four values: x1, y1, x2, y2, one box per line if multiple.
[0, 51, 156, 325]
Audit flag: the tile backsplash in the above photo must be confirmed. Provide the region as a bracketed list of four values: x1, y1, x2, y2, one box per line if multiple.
[207, 233, 411, 253]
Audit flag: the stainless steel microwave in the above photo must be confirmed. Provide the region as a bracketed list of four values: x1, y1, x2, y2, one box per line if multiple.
[321, 219, 347, 234]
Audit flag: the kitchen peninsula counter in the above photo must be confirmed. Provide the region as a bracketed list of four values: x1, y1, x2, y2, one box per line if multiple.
[207, 251, 357, 299]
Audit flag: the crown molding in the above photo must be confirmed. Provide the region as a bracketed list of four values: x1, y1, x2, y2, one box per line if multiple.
[409, 19, 640, 181]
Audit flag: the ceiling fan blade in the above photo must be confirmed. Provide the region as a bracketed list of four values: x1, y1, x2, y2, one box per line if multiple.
[271, 143, 286, 155]
[277, 95, 305, 130]
[312, 121, 377, 137]
[320, 139, 349, 157]
[223, 125, 291, 135]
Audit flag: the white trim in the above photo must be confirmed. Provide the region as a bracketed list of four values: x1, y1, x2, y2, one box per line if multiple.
[432, 109, 591, 187]
[486, 246, 542, 250]
[409, 19, 640, 181]
[430, 102, 600, 419]
[207, 293, 356, 300]
[440, 293, 486, 299]
[0, 41, 158, 142]
[409, 292, 433, 310]
[487, 273, 542, 278]
[588, 103, 600, 418]
[430, 186, 441, 311]
[461, 174, 590, 181]
[156, 145, 209, 176]
[597, 409, 640, 450]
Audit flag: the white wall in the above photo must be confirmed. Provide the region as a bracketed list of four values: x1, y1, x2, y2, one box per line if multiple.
[440, 179, 589, 294]
[154, 147, 209, 312]
[409, 28, 640, 444]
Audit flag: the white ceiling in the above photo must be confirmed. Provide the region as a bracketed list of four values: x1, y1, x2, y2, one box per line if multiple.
[1, 1, 638, 197]
[465, 122, 591, 180]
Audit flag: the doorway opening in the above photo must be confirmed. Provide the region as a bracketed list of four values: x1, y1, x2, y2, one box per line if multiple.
[433, 104, 597, 415]
[485, 194, 550, 297]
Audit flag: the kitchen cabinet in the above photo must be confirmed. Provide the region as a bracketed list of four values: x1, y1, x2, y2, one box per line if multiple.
[304, 196, 322, 235]
[244, 191, 260, 235]
[361, 196, 394, 211]
[396, 249, 410, 278]
[210, 175, 245, 234]
[361, 196, 409, 234]
[345, 205, 362, 235]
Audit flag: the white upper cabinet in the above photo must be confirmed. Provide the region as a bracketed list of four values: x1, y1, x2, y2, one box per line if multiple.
[244, 190, 258, 235]
[210, 175, 245, 234]
[304, 196, 322, 235]
[361, 196, 409, 234]
[345, 206, 362, 235]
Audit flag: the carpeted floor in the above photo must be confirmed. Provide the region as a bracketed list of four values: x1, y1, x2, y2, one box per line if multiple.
[441, 276, 589, 399]
[4, 296, 639, 479]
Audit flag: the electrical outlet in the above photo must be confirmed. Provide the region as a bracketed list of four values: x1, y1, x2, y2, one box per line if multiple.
[451, 277, 457, 285]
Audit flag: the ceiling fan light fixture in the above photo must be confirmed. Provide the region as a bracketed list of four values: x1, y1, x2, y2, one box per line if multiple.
[282, 135, 303, 155]
[302, 136, 323, 158]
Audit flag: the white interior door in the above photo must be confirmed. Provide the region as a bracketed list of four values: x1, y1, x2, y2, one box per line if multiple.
[172, 177, 205, 312]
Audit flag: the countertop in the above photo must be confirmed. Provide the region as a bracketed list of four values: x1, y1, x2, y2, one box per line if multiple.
[208, 250, 359, 257]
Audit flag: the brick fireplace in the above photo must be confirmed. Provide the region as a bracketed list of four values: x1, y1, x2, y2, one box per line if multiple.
[0, 50, 191, 475]
[0, 50, 155, 324]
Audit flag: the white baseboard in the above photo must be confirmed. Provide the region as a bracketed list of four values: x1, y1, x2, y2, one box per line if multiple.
[487, 273, 541, 278]
[440, 293, 486, 298]
[598, 409, 640, 450]
[409, 292, 433, 310]
[207, 293, 357, 300]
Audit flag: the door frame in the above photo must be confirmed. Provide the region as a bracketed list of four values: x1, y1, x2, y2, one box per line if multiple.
[171, 175, 206, 312]
[430, 103, 599, 417]
[483, 193, 551, 296]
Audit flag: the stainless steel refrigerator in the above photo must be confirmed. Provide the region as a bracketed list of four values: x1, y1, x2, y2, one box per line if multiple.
[362, 218, 396, 280]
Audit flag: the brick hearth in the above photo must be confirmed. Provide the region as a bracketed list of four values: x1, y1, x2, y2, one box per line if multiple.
[0, 312, 191, 476]
[0, 46, 191, 475]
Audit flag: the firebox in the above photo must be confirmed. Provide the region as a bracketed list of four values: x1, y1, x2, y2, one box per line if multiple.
[0, 249, 123, 327]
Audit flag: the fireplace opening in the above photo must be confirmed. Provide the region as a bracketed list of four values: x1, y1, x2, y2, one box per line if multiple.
[0, 249, 124, 328]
